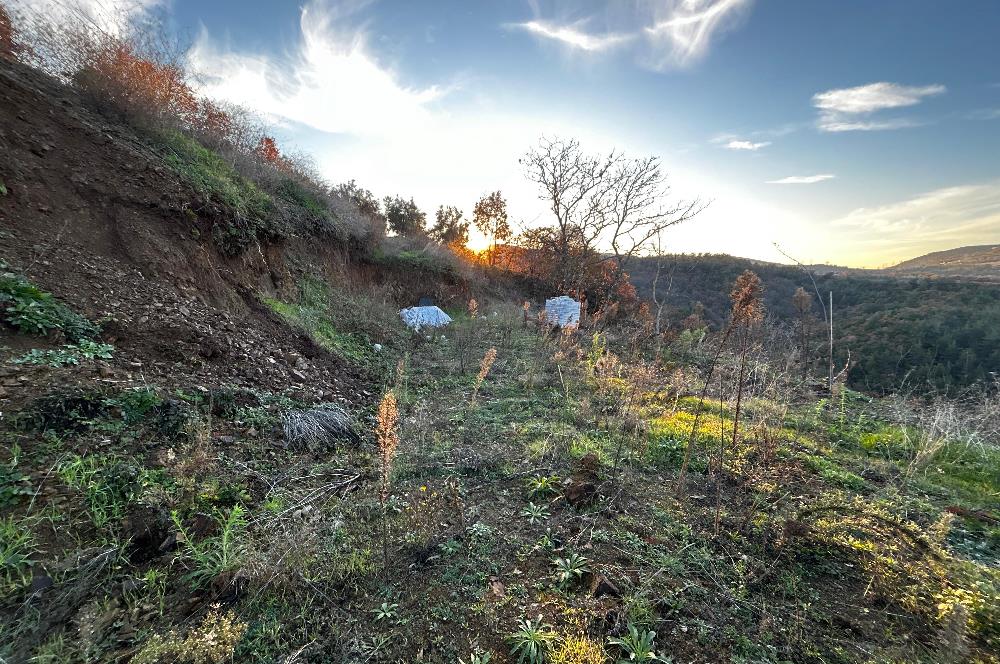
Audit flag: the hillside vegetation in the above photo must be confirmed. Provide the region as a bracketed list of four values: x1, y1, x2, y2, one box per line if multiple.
[628, 254, 1000, 394]
[1, 6, 999, 664]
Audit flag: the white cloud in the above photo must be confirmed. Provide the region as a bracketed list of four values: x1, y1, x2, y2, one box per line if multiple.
[8, 0, 162, 37]
[510, 20, 633, 52]
[813, 82, 945, 114]
[812, 82, 945, 132]
[510, 0, 751, 70]
[723, 139, 770, 151]
[818, 117, 924, 132]
[642, 0, 753, 69]
[827, 181, 1000, 265]
[187, 2, 444, 137]
[966, 108, 1000, 121]
[766, 174, 835, 184]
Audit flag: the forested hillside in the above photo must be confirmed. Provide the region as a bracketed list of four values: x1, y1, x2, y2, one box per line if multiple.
[629, 254, 1000, 393]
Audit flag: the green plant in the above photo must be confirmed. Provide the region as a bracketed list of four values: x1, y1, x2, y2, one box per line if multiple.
[371, 601, 399, 622]
[58, 454, 146, 529]
[526, 475, 561, 498]
[552, 552, 590, 588]
[0, 269, 98, 341]
[171, 505, 247, 586]
[521, 502, 550, 525]
[507, 617, 555, 664]
[458, 650, 493, 664]
[1, 515, 36, 594]
[608, 624, 661, 662]
[0, 444, 31, 508]
[14, 340, 114, 367]
[439, 539, 462, 556]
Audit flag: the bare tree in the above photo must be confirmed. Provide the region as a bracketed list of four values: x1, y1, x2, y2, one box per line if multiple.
[521, 136, 703, 296]
[792, 286, 813, 379]
[599, 156, 704, 289]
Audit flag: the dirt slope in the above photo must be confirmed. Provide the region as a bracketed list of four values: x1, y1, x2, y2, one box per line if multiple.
[0, 58, 377, 410]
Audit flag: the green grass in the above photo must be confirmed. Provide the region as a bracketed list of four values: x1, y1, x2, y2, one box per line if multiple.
[264, 276, 402, 379]
[156, 131, 275, 255]
[0, 515, 36, 596]
[803, 453, 868, 490]
[159, 131, 272, 222]
[373, 248, 459, 278]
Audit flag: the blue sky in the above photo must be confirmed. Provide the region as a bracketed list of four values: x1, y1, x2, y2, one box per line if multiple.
[42, 0, 1000, 266]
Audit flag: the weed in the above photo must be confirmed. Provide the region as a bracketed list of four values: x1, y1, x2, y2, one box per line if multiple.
[521, 502, 550, 525]
[0, 268, 98, 341]
[552, 552, 590, 588]
[0, 443, 31, 508]
[171, 505, 247, 586]
[371, 601, 399, 622]
[1, 515, 36, 595]
[526, 474, 561, 498]
[14, 340, 114, 366]
[459, 650, 493, 664]
[133, 604, 248, 664]
[58, 454, 147, 529]
[471, 347, 498, 405]
[508, 617, 556, 664]
[608, 624, 662, 662]
[550, 636, 608, 664]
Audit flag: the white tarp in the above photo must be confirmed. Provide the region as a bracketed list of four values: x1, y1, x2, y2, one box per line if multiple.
[544, 296, 581, 328]
[400, 305, 453, 331]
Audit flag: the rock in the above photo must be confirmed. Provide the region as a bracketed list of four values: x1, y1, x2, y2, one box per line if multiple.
[30, 575, 53, 594]
[588, 573, 621, 598]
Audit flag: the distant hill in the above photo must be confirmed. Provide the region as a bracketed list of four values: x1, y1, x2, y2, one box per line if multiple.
[628, 253, 1000, 393]
[886, 244, 1000, 281]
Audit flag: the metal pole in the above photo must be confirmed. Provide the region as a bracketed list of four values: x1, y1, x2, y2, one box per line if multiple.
[828, 291, 834, 396]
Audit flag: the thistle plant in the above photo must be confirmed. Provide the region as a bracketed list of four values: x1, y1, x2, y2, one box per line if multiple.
[552, 551, 590, 588]
[608, 623, 661, 662]
[376, 389, 400, 575]
[471, 347, 497, 405]
[520, 502, 550, 524]
[716, 270, 764, 533]
[507, 618, 555, 664]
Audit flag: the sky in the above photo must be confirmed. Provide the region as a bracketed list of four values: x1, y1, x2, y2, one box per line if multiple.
[32, 0, 1000, 266]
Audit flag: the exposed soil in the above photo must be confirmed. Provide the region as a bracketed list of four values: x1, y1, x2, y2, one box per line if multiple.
[0, 58, 377, 412]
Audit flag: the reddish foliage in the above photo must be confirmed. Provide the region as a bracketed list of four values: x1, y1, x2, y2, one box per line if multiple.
[84, 42, 197, 121]
[1, 6, 20, 61]
[255, 136, 282, 164]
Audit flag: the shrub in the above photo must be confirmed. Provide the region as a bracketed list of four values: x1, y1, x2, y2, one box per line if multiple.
[133, 605, 247, 664]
